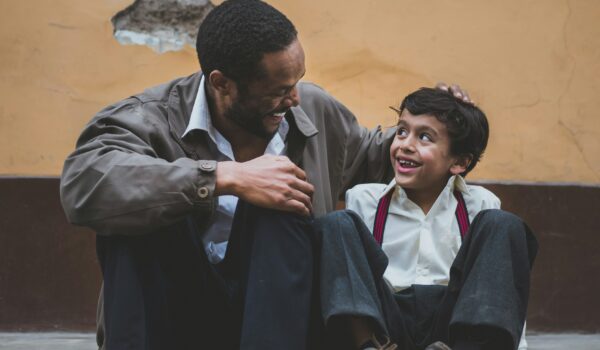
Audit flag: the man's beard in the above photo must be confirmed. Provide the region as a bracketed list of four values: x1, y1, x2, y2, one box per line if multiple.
[224, 100, 282, 140]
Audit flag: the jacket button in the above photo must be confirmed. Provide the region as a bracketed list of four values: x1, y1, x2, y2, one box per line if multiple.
[197, 187, 209, 199]
[200, 161, 215, 172]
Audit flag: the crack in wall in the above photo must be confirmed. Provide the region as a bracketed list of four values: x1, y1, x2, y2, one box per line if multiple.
[555, 0, 599, 181]
[112, 0, 214, 53]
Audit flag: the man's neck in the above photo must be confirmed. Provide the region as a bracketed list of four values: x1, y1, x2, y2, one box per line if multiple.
[205, 83, 269, 162]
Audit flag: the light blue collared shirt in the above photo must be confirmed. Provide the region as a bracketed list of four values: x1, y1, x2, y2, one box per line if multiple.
[183, 76, 289, 263]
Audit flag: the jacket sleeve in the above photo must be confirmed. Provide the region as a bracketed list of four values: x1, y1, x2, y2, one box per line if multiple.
[333, 99, 397, 192]
[60, 99, 216, 236]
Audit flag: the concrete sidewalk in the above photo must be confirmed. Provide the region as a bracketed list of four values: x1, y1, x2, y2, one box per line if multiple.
[0, 332, 599, 349]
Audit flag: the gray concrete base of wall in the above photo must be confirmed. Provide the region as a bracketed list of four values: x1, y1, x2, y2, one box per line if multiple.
[1, 333, 599, 350]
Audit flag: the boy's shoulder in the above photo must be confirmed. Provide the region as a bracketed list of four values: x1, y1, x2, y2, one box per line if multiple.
[464, 183, 502, 209]
[345, 183, 390, 223]
[346, 183, 388, 202]
[345, 183, 391, 215]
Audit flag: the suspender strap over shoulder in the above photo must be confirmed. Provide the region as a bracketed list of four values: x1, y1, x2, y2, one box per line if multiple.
[372, 189, 470, 246]
[373, 190, 393, 245]
[453, 191, 470, 240]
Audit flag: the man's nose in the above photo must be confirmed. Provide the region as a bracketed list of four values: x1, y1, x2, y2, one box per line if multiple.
[284, 85, 300, 108]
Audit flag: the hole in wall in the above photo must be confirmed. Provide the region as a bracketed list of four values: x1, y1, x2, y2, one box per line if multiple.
[112, 0, 214, 53]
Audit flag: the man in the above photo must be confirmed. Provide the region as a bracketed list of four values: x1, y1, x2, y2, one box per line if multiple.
[60, 0, 469, 349]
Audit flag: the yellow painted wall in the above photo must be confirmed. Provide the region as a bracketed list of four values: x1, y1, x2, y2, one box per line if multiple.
[1, 0, 599, 183]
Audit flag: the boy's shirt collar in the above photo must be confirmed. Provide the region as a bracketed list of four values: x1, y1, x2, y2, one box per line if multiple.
[377, 175, 470, 201]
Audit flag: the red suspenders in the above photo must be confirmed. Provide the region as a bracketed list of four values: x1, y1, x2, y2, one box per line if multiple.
[372, 189, 470, 246]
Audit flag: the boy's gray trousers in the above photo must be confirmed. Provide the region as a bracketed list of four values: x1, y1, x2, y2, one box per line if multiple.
[315, 209, 538, 350]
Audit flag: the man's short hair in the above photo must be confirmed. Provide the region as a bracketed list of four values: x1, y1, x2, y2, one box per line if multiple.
[398, 88, 490, 176]
[196, 0, 298, 84]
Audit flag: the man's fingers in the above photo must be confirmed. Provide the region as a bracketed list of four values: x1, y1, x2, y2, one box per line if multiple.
[285, 199, 311, 216]
[292, 165, 307, 181]
[437, 82, 476, 105]
[290, 177, 314, 197]
[286, 188, 313, 213]
[450, 84, 463, 99]
[275, 156, 307, 181]
[436, 82, 449, 91]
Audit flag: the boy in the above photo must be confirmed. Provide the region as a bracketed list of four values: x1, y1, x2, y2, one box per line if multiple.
[317, 88, 537, 350]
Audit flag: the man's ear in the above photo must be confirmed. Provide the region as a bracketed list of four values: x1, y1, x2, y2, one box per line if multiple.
[208, 70, 235, 96]
[449, 154, 472, 175]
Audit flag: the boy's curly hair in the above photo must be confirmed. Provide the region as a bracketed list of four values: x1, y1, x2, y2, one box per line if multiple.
[396, 88, 489, 176]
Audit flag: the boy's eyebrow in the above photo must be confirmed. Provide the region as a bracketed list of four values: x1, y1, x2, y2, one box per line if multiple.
[396, 119, 441, 137]
[420, 125, 439, 137]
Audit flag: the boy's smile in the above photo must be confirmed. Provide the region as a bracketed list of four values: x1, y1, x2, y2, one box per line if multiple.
[390, 110, 467, 207]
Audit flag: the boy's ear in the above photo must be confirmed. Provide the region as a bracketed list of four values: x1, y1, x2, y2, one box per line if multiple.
[449, 154, 472, 175]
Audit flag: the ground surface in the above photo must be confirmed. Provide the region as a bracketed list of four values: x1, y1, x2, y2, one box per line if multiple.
[0, 332, 599, 349]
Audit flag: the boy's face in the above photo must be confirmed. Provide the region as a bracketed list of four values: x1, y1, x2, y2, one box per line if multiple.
[390, 110, 468, 193]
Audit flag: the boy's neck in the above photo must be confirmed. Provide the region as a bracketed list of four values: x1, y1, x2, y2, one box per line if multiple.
[403, 176, 453, 215]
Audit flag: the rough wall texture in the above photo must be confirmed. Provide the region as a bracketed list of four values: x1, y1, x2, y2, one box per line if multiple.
[0, 0, 599, 183]
[112, 0, 214, 53]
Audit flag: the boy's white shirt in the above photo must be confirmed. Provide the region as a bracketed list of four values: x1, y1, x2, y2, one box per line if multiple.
[345, 175, 528, 349]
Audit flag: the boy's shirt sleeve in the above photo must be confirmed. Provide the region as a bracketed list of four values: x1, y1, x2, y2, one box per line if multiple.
[345, 184, 386, 233]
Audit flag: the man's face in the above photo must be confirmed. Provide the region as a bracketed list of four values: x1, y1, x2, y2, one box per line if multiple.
[224, 39, 306, 139]
[390, 110, 464, 195]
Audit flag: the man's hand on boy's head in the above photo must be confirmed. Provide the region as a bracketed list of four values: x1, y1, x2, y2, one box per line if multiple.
[435, 82, 474, 105]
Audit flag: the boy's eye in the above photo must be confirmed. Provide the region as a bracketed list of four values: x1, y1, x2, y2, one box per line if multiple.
[397, 128, 408, 137]
[420, 133, 432, 142]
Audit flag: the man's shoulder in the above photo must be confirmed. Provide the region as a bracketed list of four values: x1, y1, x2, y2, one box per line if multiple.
[134, 72, 200, 104]
[92, 72, 201, 125]
[297, 81, 336, 107]
[296, 81, 359, 129]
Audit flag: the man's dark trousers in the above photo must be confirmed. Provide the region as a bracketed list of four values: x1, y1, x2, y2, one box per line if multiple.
[97, 201, 324, 350]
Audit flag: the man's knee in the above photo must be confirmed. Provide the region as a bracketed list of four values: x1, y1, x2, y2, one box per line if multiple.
[313, 210, 364, 242]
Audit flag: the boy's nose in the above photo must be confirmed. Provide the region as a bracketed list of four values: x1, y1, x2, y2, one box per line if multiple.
[401, 138, 416, 153]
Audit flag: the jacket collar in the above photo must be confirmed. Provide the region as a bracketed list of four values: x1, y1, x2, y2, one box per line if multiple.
[167, 71, 319, 160]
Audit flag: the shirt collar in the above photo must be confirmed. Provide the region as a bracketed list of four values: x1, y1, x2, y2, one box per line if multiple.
[182, 75, 288, 160]
[182, 75, 212, 138]
[449, 175, 470, 195]
[377, 175, 470, 201]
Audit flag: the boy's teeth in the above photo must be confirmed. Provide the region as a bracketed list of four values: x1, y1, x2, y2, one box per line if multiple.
[399, 159, 418, 167]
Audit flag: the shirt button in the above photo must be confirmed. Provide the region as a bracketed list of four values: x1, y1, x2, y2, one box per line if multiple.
[197, 186, 209, 199]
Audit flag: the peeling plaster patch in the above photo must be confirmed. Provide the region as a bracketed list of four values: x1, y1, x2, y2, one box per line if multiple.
[112, 0, 214, 53]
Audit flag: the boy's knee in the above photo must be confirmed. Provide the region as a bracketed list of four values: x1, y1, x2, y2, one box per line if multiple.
[472, 209, 528, 241]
